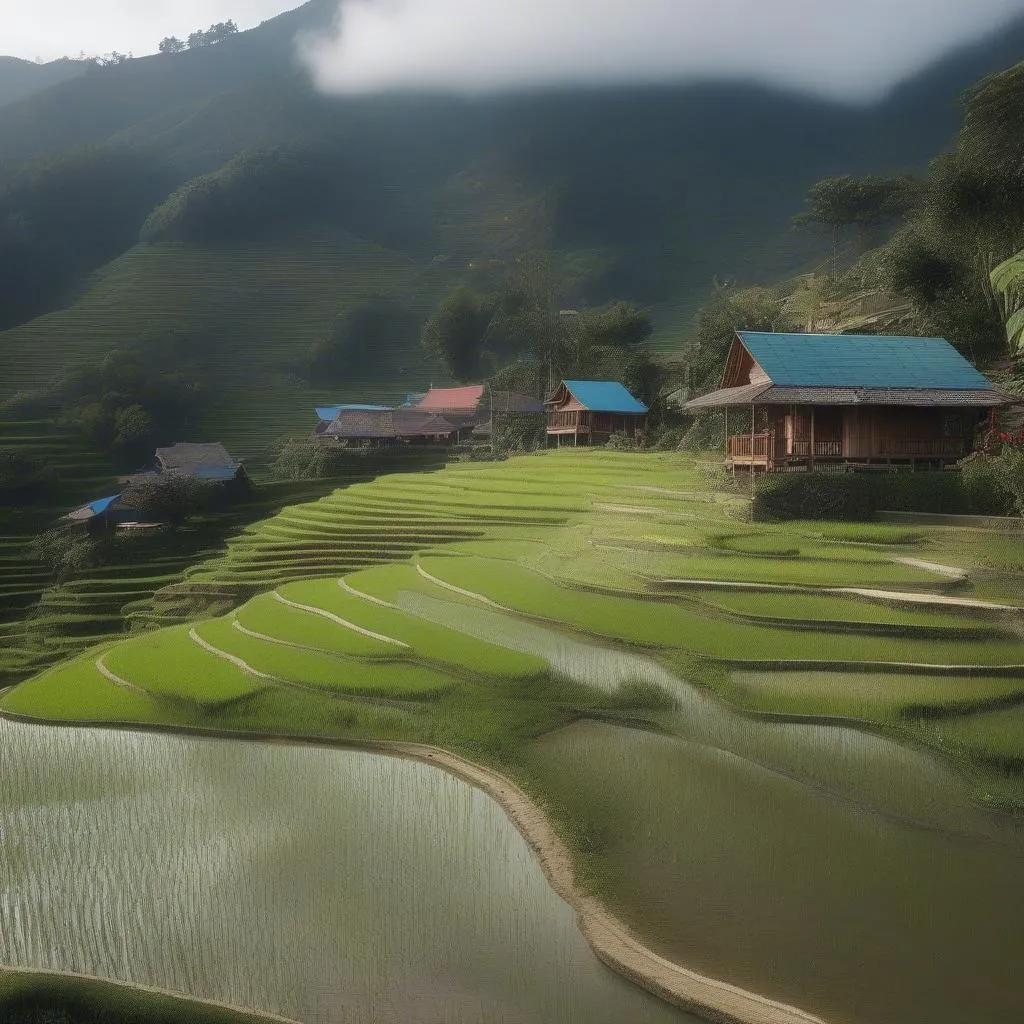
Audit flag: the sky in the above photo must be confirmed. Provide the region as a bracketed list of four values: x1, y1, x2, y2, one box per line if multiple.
[0, 0, 290, 62]
[3, 0, 1024, 102]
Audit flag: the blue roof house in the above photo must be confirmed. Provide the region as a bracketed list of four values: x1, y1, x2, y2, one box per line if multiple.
[684, 331, 1015, 471]
[545, 380, 649, 446]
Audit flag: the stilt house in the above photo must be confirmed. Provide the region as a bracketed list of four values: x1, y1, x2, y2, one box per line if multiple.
[685, 332, 1016, 471]
[545, 380, 649, 446]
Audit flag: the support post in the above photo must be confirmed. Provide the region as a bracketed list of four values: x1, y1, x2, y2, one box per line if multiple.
[750, 403, 756, 493]
[809, 406, 816, 473]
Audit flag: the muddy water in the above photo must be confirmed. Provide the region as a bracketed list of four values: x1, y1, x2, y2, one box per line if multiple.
[0, 719, 693, 1024]
[526, 720, 1024, 1024]
[398, 590, 1024, 1024]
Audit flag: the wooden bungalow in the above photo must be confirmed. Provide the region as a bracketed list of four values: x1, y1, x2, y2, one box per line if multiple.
[545, 380, 649, 446]
[685, 332, 1016, 472]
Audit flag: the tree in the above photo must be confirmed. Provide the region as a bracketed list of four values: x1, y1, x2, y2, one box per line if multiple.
[158, 36, 186, 55]
[186, 21, 239, 49]
[309, 298, 418, 383]
[120, 474, 214, 526]
[991, 250, 1024, 355]
[112, 403, 154, 454]
[793, 173, 919, 278]
[421, 286, 496, 380]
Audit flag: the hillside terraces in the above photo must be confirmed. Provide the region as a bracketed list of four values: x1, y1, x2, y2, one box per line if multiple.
[6, 450, 1024, 807]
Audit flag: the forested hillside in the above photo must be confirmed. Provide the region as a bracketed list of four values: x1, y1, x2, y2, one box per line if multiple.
[1, 0, 1024, 479]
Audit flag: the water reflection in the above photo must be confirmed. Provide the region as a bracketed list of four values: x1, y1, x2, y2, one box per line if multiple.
[0, 719, 692, 1024]
[397, 590, 1022, 842]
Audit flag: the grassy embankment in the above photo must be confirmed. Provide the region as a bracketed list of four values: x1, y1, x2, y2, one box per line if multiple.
[0, 968, 290, 1024]
[5, 450, 1024, 795]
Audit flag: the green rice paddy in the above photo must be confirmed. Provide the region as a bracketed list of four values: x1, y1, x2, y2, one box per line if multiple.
[6, 450, 1024, 780]
[5, 449, 1024, 1024]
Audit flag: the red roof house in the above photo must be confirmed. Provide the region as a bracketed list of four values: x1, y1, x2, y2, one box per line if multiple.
[416, 385, 486, 417]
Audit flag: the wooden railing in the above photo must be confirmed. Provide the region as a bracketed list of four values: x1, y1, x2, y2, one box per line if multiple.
[786, 438, 966, 458]
[879, 438, 966, 457]
[791, 441, 843, 457]
[728, 433, 772, 458]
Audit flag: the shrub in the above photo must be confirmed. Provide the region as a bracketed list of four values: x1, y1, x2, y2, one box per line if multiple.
[750, 469, 1011, 522]
[120, 475, 221, 525]
[605, 432, 642, 450]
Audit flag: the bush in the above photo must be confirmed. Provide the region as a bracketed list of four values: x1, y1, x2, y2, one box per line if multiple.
[648, 425, 689, 451]
[605, 432, 642, 450]
[119, 475, 221, 525]
[30, 528, 110, 581]
[751, 468, 1013, 522]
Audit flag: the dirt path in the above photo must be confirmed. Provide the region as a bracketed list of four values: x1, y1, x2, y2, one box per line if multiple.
[891, 557, 967, 580]
[662, 578, 1021, 611]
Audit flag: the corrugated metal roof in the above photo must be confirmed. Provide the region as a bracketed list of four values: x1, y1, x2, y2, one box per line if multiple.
[316, 404, 391, 421]
[685, 384, 1014, 410]
[64, 493, 122, 522]
[416, 385, 486, 412]
[557, 380, 649, 414]
[89, 494, 121, 515]
[737, 332, 994, 389]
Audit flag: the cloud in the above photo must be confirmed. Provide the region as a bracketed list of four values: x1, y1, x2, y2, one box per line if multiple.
[301, 0, 1024, 102]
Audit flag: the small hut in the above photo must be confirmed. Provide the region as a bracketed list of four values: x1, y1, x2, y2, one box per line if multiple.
[545, 380, 649, 446]
[684, 332, 1016, 472]
[320, 407, 465, 447]
[155, 443, 246, 482]
[62, 494, 149, 534]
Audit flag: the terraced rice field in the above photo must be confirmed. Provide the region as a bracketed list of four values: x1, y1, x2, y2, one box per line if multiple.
[7, 450, 1024, 782]
[5, 450, 1024, 1024]
[0, 478, 369, 688]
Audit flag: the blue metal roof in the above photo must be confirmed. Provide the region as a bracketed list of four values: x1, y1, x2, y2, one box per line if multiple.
[563, 380, 649, 414]
[316, 404, 392, 421]
[88, 494, 121, 515]
[737, 333, 994, 390]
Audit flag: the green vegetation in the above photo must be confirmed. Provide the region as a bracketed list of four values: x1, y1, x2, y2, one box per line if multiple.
[0, 968, 279, 1024]
[728, 670, 1024, 721]
[5, 450, 1024, 799]
[103, 626, 270, 704]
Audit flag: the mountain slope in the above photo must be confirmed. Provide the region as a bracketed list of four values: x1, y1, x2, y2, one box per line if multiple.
[0, 56, 85, 109]
[1, 2, 1024, 481]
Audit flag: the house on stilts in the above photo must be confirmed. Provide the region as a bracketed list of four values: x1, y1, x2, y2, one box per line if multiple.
[545, 380, 648, 446]
[685, 332, 1016, 472]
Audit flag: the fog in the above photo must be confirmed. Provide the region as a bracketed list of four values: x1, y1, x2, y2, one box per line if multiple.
[301, 0, 1024, 101]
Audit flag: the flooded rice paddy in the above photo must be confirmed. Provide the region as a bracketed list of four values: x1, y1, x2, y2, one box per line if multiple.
[401, 590, 1024, 1024]
[526, 720, 1024, 1024]
[0, 718, 693, 1024]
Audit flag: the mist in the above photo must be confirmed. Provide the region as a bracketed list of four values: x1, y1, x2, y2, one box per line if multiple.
[301, 0, 1024, 102]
